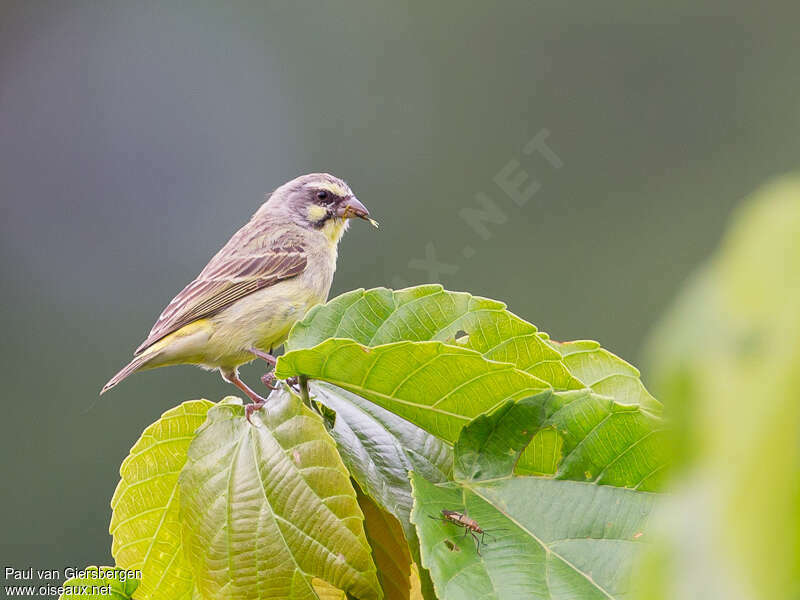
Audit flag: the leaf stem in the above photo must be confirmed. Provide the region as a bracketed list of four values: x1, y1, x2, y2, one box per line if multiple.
[299, 375, 310, 407]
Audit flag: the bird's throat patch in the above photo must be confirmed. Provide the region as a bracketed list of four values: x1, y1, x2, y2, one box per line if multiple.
[321, 217, 349, 244]
[306, 203, 348, 244]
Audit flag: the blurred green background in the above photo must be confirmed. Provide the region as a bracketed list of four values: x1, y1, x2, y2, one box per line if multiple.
[2, 0, 800, 582]
[637, 176, 800, 600]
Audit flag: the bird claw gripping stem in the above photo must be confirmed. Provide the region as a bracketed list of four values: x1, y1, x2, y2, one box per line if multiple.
[245, 400, 266, 425]
[261, 372, 278, 390]
[261, 372, 299, 390]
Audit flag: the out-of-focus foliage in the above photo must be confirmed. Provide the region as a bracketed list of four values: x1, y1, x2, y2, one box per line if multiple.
[640, 176, 800, 600]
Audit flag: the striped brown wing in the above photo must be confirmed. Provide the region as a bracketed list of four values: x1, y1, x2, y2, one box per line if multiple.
[135, 234, 306, 354]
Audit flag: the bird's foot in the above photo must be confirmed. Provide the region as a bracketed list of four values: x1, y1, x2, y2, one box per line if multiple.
[245, 400, 266, 424]
[261, 372, 278, 390]
[261, 372, 300, 394]
[220, 368, 270, 423]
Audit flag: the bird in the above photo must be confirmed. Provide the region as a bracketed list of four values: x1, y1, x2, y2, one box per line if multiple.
[101, 173, 377, 419]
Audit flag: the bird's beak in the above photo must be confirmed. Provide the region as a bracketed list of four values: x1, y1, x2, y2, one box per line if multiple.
[337, 196, 379, 228]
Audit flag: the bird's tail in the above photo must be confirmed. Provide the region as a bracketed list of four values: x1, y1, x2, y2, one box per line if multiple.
[100, 352, 157, 395]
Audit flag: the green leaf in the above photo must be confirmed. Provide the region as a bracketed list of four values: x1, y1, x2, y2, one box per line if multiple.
[287, 285, 582, 390]
[410, 473, 656, 600]
[313, 382, 452, 527]
[312, 580, 348, 599]
[520, 390, 668, 489]
[548, 339, 661, 415]
[110, 400, 213, 600]
[276, 339, 549, 444]
[520, 426, 564, 476]
[58, 566, 139, 600]
[455, 390, 668, 490]
[357, 489, 413, 600]
[178, 391, 382, 600]
[281, 342, 666, 491]
[453, 398, 545, 481]
[311, 382, 445, 600]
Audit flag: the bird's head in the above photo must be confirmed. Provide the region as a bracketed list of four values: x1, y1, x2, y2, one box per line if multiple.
[262, 173, 377, 243]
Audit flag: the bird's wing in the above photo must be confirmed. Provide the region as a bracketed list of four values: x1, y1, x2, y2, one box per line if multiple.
[135, 229, 307, 354]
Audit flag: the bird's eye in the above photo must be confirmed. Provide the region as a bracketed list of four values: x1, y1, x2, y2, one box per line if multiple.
[316, 190, 329, 201]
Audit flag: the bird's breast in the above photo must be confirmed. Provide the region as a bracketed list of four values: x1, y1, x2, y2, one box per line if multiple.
[208, 266, 332, 358]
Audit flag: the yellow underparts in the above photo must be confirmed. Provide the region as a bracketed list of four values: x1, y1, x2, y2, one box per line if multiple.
[138, 318, 215, 368]
[139, 276, 329, 372]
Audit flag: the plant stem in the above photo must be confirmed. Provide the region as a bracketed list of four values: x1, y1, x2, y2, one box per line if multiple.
[299, 375, 310, 407]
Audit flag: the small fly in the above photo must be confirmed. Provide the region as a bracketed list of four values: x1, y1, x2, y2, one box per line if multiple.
[429, 509, 504, 555]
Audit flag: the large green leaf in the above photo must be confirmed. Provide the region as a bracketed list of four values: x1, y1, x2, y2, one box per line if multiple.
[58, 567, 139, 600]
[110, 400, 213, 600]
[524, 391, 666, 489]
[410, 473, 656, 600]
[276, 285, 666, 598]
[286, 285, 581, 390]
[537, 390, 665, 489]
[313, 382, 452, 528]
[547, 339, 661, 415]
[282, 285, 664, 490]
[276, 339, 549, 444]
[357, 488, 414, 600]
[455, 391, 667, 490]
[312, 381, 446, 595]
[281, 343, 665, 491]
[453, 397, 547, 482]
[311, 580, 348, 599]
[415, 395, 661, 599]
[283, 288, 662, 486]
[311, 382, 445, 600]
[178, 392, 382, 600]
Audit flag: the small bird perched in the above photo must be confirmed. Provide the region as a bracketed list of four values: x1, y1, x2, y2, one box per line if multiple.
[101, 173, 376, 418]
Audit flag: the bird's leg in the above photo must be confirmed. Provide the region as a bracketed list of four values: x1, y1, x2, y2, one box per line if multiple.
[250, 347, 281, 392]
[243, 402, 264, 424]
[221, 368, 267, 424]
[249, 347, 277, 366]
